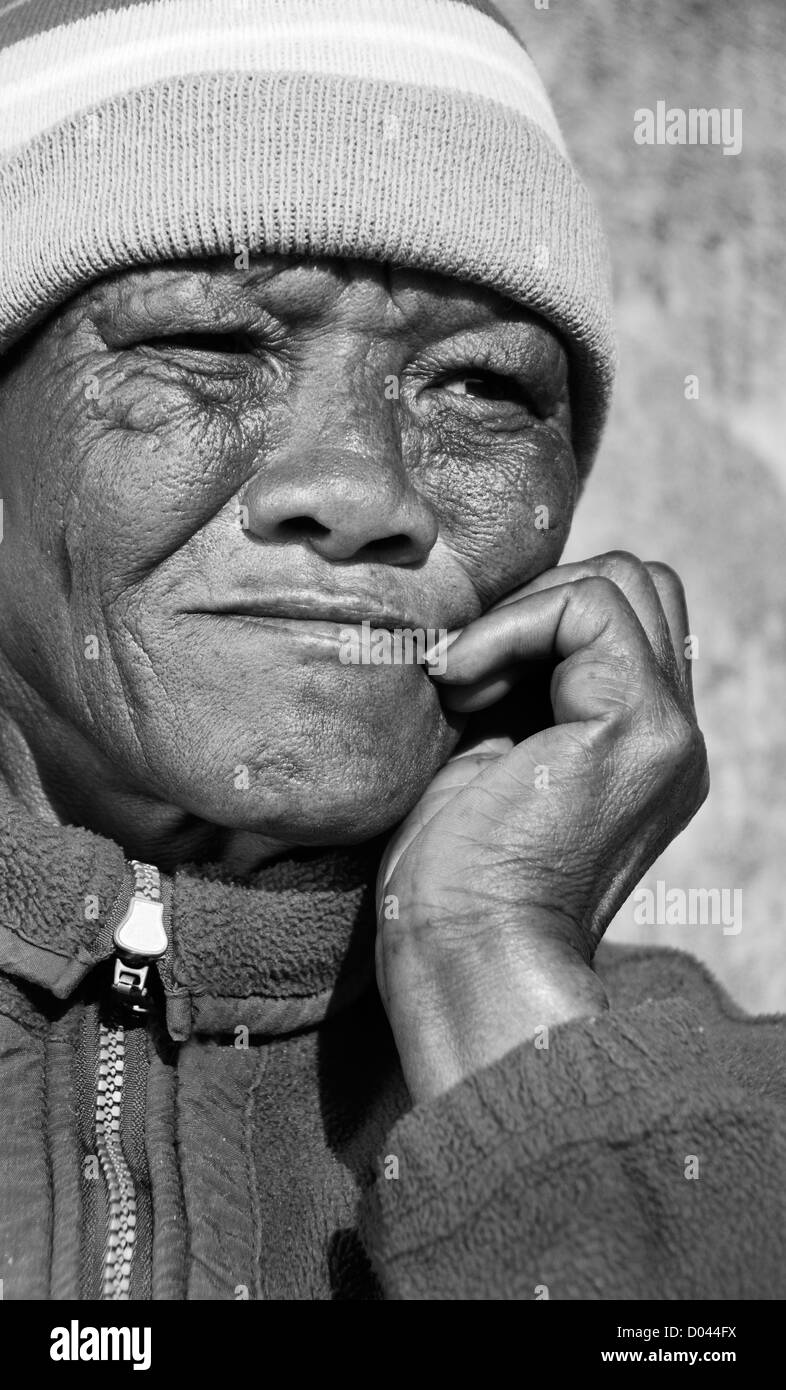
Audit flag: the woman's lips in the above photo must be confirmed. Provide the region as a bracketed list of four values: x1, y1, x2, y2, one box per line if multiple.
[199, 613, 444, 675]
[199, 593, 432, 631]
[192, 596, 446, 667]
[217, 613, 379, 645]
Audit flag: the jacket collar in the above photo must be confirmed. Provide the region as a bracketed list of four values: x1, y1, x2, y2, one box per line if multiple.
[0, 790, 381, 1039]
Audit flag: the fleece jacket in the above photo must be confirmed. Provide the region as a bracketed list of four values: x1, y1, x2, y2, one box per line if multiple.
[0, 787, 784, 1301]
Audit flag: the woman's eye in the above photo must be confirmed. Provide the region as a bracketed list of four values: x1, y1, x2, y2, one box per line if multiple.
[140, 331, 251, 355]
[441, 371, 529, 406]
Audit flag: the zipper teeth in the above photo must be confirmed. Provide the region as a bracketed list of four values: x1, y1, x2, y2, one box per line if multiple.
[96, 1020, 137, 1300]
[94, 859, 166, 1299]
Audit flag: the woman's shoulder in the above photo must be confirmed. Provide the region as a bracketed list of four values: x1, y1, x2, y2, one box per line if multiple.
[595, 942, 786, 1104]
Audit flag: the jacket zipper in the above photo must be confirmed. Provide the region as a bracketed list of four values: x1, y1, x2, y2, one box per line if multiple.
[96, 860, 168, 1300]
[96, 1019, 136, 1298]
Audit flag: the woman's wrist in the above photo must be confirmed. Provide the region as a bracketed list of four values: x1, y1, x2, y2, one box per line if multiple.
[383, 919, 610, 1105]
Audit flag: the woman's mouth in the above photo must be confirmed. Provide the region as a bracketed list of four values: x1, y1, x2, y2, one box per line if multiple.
[198, 590, 431, 631]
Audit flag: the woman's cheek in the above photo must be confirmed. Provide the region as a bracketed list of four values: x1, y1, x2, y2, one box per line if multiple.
[66, 392, 259, 591]
[425, 428, 577, 607]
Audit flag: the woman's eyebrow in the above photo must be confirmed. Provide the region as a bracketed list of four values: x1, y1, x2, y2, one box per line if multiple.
[91, 266, 281, 341]
[426, 318, 568, 378]
[96, 255, 297, 314]
[91, 271, 218, 336]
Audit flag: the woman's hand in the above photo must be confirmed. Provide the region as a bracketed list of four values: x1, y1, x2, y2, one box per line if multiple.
[376, 552, 709, 1104]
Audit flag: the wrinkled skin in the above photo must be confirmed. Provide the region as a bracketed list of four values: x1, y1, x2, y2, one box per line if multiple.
[0, 256, 575, 865]
[0, 256, 708, 1100]
[378, 553, 709, 1099]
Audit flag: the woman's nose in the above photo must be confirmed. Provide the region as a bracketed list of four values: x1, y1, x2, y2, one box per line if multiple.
[240, 447, 438, 565]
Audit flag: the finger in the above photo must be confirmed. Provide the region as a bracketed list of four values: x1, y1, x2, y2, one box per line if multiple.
[490, 552, 677, 677]
[644, 561, 694, 700]
[433, 576, 665, 729]
[450, 732, 515, 760]
[439, 669, 519, 714]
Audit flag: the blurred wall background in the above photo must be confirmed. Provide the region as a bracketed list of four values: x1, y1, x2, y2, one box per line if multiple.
[500, 0, 785, 1011]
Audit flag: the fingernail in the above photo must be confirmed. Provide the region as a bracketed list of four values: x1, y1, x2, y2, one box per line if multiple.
[423, 628, 462, 672]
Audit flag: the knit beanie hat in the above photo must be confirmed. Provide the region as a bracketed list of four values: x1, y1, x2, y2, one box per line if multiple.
[0, 0, 615, 472]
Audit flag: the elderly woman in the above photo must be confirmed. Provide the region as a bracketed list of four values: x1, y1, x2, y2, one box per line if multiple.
[0, 0, 783, 1303]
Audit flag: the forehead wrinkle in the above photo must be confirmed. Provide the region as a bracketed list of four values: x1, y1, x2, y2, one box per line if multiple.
[274, 262, 528, 350]
[86, 256, 300, 334]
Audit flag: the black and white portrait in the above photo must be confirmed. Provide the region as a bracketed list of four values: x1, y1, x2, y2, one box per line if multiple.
[0, 0, 782, 1337]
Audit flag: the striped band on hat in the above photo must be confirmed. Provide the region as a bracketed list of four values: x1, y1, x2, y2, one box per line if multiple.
[0, 0, 615, 471]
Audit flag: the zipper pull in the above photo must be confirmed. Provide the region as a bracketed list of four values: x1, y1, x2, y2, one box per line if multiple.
[111, 860, 168, 1015]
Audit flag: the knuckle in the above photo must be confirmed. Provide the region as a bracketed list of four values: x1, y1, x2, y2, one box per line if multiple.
[596, 549, 645, 581]
[695, 750, 711, 806]
[673, 718, 705, 765]
[647, 712, 706, 774]
[644, 560, 686, 597]
[600, 548, 641, 570]
[574, 574, 624, 607]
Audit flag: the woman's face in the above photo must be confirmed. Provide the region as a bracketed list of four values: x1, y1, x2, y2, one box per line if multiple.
[0, 256, 576, 844]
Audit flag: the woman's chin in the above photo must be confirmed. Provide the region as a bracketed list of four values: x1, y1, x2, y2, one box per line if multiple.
[157, 668, 457, 834]
[228, 738, 455, 843]
[147, 691, 459, 845]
